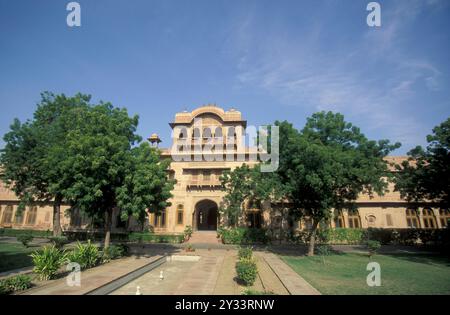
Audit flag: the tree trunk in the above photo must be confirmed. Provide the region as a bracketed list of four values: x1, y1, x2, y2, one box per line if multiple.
[104, 208, 113, 249]
[307, 220, 319, 256]
[52, 195, 62, 237]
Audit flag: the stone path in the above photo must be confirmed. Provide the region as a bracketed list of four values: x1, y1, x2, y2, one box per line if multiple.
[174, 254, 223, 294]
[258, 252, 321, 295]
[255, 255, 289, 295]
[187, 231, 221, 244]
[21, 255, 162, 295]
[213, 252, 240, 295]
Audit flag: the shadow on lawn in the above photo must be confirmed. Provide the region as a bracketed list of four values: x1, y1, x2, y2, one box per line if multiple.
[265, 245, 347, 257]
[379, 252, 450, 267]
[266, 245, 450, 268]
[0, 251, 34, 273]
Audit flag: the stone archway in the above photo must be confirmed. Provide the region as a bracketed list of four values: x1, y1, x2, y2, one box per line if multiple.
[194, 199, 219, 231]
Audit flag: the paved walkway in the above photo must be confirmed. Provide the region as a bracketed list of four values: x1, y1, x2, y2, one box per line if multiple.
[16, 247, 320, 295]
[174, 253, 224, 294]
[255, 254, 289, 294]
[257, 252, 321, 295]
[21, 255, 162, 295]
[187, 231, 221, 244]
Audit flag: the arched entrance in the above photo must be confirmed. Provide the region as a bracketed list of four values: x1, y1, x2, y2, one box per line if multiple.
[194, 199, 219, 231]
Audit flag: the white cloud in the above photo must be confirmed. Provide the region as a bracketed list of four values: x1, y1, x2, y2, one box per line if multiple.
[227, 0, 445, 151]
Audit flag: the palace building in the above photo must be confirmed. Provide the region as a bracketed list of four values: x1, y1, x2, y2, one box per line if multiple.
[1, 105, 449, 234]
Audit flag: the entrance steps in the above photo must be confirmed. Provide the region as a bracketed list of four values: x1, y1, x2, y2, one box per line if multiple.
[187, 231, 221, 244]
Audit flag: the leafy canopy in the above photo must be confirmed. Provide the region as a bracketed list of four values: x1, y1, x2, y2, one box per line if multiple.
[277, 111, 400, 224]
[395, 117, 450, 208]
[220, 164, 284, 226]
[0, 92, 91, 211]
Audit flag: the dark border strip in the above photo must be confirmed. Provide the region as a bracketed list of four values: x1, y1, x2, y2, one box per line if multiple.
[85, 255, 167, 295]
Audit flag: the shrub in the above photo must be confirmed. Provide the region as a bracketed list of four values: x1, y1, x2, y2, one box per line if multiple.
[221, 228, 269, 245]
[17, 233, 34, 248]
[217, 226, 225, 239]
[418, 229, 436, 245]
[48, 236, 69, 249]
[316, 244, 333, 264]
[316, 244, 332, 256]
[128, 233, 184, 244]
[367, 240, 381, 258]
[238, 246, 253, 260]
[0, 228, 51, 238]
[0, 275, 32, 295]
[64, 231, 129, 242]
[101, 244, 128, 263]
[67, 241, 100, 270]
[30, 245, 67, 280]
[183, 225, 193, 241]
[236, 258, 258, 286]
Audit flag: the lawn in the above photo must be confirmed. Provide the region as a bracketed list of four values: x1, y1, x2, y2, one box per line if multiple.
[0, 243, 40, 273]
[282, 252, 450, 295]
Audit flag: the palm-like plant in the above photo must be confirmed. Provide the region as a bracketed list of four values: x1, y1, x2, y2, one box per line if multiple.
[67, 240, 99, 270]
[30, 245, 67, 281]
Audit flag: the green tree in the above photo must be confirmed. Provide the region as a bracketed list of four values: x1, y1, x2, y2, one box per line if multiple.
[62, 103, 174, 249]
[395, 117, 450, 209]
[0, 92, 90, 236]
[116, 143, 175, 231]
[276, 112, 400, 256]
[220, 164, 284, 227]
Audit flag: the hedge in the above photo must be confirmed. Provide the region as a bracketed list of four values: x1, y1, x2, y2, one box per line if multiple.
[0, 228, 184, 244]
[64, 231, 129, 242]
[128, 232, 184, 244]
[0, 228, 52, 238]
[66, 231, 183, 244]
[220, 227, 269, 245]
[236, 258, 258, 286]
[292, 227, 450, 247]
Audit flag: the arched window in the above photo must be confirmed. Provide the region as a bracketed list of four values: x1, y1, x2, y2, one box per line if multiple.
[178, 127, 187, 139]
[25, 206, 37, 225]
[348, 211, 361, 228]
[177, 205, 184, 225]
[1, 205, 13, 224]
[203, 128, 212, 139]
[227, 127, 236, 140]
[192, 128, 200, 139]
[439, 209, 450, 227]
[334, 210, 345, 228]
[422, 208, 436, 228]
[406, 209, 420, 228]
[214, 127, 222, 139]
[367, 215, 376, 227]
[226, 127, 237, 151]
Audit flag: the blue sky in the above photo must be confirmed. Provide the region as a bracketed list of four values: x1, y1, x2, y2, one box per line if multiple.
[0, 0, 449, 154]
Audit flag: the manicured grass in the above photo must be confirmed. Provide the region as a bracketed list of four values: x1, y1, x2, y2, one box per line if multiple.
[0, 243, 41, 273]
[282, 252, 450, 295]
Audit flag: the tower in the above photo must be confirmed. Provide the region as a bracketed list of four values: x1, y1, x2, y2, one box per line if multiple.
[148, 133, 162, 148]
